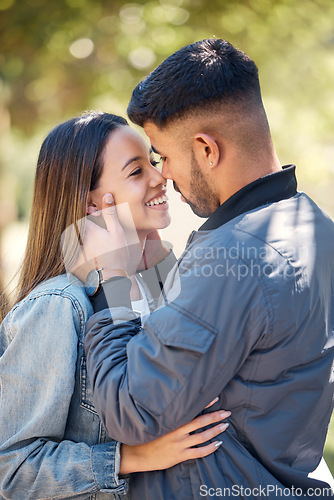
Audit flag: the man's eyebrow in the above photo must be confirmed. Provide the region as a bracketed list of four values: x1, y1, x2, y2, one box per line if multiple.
[151, 145, 162, 156]
[122, 156, 144, 171]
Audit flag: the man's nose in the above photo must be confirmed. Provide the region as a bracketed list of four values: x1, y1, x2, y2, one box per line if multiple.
[161, 163, 172, 180]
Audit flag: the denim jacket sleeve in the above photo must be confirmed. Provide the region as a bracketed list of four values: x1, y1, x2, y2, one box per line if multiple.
[0, 291, 127, 499]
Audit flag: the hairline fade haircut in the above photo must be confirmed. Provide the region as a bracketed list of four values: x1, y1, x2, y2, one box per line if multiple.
[127, 38, 263, 129]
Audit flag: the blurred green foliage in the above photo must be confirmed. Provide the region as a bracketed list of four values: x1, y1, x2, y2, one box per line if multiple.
[0, 0, 334, 217]
[1, 0, 334, 219]
[0, 0, 333, 472]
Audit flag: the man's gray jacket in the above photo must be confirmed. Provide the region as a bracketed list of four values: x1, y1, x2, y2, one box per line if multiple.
[85, 166, 334, 499]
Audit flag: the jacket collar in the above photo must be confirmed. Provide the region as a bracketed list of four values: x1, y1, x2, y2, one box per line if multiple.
[199, 164, 297, 231]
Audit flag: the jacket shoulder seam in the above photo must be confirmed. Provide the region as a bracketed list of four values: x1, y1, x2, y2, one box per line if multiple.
[6, 290, 87, 337]
[234, 227, 297, 270]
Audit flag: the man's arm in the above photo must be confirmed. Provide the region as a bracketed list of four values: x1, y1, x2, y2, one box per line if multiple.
[85, 253, 270, 445]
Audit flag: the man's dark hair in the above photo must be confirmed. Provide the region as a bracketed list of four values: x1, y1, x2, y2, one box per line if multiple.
[127, 38, 262, 128]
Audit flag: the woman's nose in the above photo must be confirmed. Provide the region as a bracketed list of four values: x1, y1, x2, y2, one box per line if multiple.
[149, 165, 166, 186]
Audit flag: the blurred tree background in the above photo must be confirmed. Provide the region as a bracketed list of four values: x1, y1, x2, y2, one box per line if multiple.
[0, 0, 333, 473]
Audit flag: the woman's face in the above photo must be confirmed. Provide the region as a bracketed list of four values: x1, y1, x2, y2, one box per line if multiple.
[88, 126, 171, 237]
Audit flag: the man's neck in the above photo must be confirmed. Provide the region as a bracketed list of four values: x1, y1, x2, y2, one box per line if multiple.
[217, 153, 282, 206]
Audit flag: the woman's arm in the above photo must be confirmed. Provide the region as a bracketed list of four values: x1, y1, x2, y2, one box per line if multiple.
[0, 292, 127, 499]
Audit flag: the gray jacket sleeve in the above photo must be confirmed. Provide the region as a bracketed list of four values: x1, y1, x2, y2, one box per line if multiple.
[85, 255, 269, 445]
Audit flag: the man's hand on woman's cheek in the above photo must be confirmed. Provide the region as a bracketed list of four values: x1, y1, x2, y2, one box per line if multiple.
[61, 193, 140, 283]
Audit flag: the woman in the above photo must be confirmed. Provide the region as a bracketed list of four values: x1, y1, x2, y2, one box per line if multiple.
[0, 111, 230, 499]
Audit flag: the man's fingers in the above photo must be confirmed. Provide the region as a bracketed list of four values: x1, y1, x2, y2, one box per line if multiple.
[101, 193, 125, 235]
[101, 196, 140, 247]
[102, 193, 117, 215]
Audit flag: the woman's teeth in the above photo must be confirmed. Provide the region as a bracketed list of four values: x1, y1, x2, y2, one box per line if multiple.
[145, 195, 168, 207]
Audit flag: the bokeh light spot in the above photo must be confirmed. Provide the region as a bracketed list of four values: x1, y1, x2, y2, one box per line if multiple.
[69, 38, 94, 59]
[119, 3, 143, 24]
[128, 47, 156, 69]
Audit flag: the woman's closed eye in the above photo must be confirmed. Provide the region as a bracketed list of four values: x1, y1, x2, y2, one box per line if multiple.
[129, 168, 142, 177]
[129, 157, 162, 176]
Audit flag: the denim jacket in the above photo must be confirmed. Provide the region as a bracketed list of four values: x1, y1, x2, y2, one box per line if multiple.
[0, 274, 129, 500]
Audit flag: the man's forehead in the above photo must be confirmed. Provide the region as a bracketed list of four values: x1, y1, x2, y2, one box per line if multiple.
[144, 120, 174, 141]
[144, 119, 189, 154]
[143, 120, 159, 137]
[143, 122, 166, 152]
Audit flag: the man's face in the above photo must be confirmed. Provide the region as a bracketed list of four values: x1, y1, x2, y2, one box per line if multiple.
[144, 121, 218, 218]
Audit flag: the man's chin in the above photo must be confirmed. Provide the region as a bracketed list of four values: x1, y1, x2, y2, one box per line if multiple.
[191, 206, 212, 218]
[183, 196, 212, 218]
[176, 187, 213, 218]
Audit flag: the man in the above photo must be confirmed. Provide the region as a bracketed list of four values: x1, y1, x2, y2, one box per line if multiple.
[84, 39, 334, 498]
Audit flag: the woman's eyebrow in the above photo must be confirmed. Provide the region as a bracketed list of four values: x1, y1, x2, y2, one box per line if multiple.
[122, 156, 144, 171]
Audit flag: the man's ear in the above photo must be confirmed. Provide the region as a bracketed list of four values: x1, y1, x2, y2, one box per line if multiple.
[193, 133, 220, 169]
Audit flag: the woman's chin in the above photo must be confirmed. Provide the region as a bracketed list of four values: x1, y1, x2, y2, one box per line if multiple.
[149, 212, 171, 231]
[158, 213, 171, 229]
[136, 217, 171, 236]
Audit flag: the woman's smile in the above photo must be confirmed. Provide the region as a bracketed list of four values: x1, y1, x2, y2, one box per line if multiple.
[144, 190, 169, 209]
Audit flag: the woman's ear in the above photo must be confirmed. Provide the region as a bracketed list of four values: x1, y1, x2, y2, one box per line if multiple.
[86, 193, 98, 216]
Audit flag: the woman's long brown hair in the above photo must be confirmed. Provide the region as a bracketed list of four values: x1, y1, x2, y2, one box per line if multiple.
[0, 112, 128, 321]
